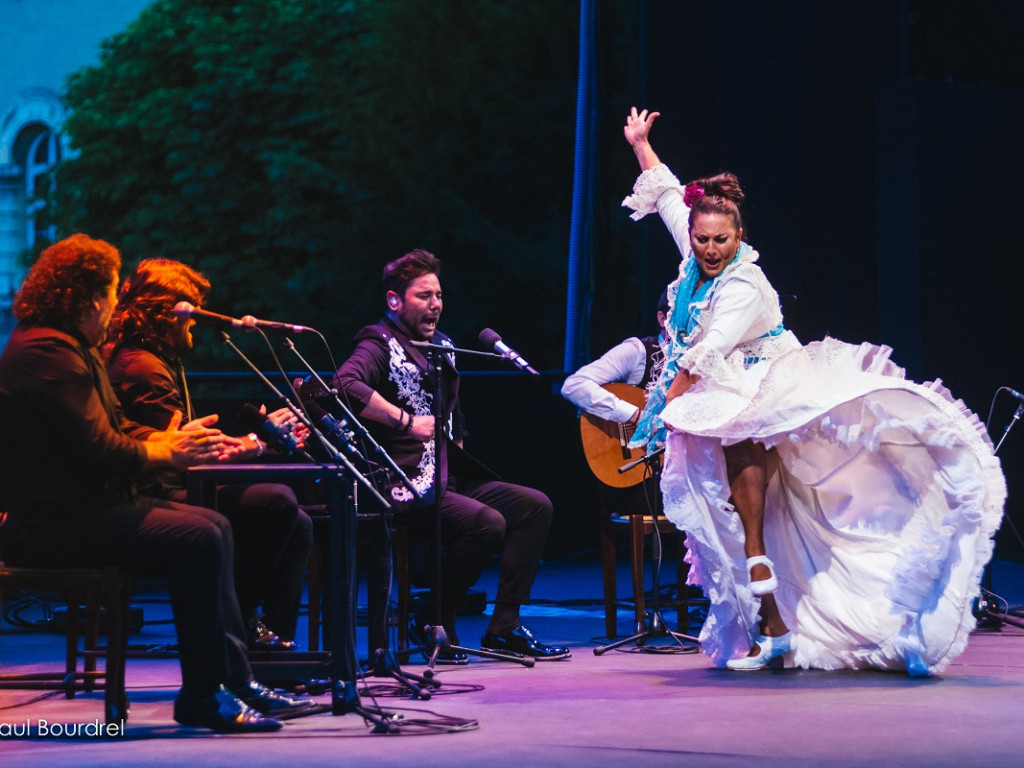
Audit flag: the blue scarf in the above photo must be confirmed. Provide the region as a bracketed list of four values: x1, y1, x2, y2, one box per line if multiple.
[630, 241, 764, 452]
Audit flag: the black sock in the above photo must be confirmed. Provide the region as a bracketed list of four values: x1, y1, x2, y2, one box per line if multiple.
[486, 603, 520, 635]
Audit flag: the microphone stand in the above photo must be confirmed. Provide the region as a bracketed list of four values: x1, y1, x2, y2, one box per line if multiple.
[415, 340, 534, 671]
[594, 450, 701, 655]
[219, 331, 398, 728]
[279, 338, 439, 700]
[280, 335, 415, 505]
[282, 338, 421, 502]
[975, 397, 1024, 630]
[219, 332, 318, 462]
[223, 332, 390, 504]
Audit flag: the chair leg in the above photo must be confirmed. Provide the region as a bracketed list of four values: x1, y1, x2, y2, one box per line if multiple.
[600, 517, 619, 639]
[64, 594, 83, 699]
[364, 515, 391, 656]
[306, 538, 324, 652]
[395, 526, 411, 650]
[629, 515, 646, 634]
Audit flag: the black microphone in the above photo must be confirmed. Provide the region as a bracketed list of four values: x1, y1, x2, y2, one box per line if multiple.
[478, 328, 539, 375]
[304, 401, 364, 460]
[237, 403, 300, 454]
[174, 301, 245, 328]
[239, 315, 311, 334]
[1004, 387, 1024, 402]
[173, 302, 309, 334]
[618, 445, 665, 474]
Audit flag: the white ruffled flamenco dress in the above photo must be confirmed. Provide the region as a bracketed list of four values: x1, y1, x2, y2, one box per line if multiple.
[624, 164, 1007, 676]
[662, 337, 1005, 676]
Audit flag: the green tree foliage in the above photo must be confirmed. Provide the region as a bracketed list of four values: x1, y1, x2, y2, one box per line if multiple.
[55, 0, 639, 371]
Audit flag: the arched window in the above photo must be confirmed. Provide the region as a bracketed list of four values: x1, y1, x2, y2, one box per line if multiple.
[0, 89, 68, 344]
[18, 123, 61, 250]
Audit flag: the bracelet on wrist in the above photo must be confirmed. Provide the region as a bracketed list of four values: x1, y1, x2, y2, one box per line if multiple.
[400, 411, 413, 434]
[247, 433, 264, 456]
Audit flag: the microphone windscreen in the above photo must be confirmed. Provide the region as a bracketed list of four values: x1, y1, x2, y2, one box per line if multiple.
[304, 400, 328, 422]
[236, 402, 267, 432]
[237, 402, 298, 454]
[478, 328, 501, 346]
[173, 301, 194, 317]
[298, 375, 332, 401]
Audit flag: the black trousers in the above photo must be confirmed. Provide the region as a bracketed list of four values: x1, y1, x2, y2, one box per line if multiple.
[405, 476, 553, 631]
[4, 497, 252, 697]
[173, 483, 313, 642]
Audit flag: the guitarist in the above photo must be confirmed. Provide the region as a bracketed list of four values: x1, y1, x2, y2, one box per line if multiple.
[561, 289, 670, 515]
[561, 289, 669, 432]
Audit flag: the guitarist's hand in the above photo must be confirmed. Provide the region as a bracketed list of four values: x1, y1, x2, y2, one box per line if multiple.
[623, 407, 641, 437]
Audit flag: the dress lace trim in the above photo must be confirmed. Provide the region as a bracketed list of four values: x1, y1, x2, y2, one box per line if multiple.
[621, 164, 683, 220]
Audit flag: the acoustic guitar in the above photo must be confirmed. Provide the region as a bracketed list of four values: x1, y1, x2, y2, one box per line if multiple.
[579, 382, 657, 488]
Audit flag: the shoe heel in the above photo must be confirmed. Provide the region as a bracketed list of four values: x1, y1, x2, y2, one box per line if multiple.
[771, 648, 796, 670]
[765, 652, 788, 670]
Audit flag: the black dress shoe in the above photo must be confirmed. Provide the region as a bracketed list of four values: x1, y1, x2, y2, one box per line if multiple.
[480, 625, 572, 660]
[250, 617, 298, 652]
[232, 680, 319, 720]
[173, 685, 282, 733]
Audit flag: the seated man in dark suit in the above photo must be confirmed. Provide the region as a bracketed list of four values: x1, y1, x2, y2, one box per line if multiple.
[105, 258, 313, 652]
[332, 248, 570, 663]
[0, 235, 314, 732]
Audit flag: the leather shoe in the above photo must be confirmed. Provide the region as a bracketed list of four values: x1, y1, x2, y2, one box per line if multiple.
[480, 625, 571, 660]
[250, 616, 297, 651]
[232, 680, 318, 719]
[173, 685, 282, 733]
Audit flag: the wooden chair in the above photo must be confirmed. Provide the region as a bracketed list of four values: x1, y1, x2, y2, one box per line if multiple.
[305, 503, 414, 654]
[0, 556, 132, 725]
[578, 383, 694, 640]
[600, 510, 690, 639]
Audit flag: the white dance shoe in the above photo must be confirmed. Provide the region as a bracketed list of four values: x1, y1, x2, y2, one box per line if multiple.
[725, 633, 792, 671]
[747, 555, 778, 596]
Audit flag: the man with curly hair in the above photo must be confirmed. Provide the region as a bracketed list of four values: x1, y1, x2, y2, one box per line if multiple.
[0, 234, 314, 732]
[106, 258, 313, 651]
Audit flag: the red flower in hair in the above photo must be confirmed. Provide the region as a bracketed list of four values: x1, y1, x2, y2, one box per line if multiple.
[683, 183, 705, 207]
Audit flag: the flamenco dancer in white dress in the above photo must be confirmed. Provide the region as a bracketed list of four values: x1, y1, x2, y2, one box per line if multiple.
[622, 107, 1005, 676]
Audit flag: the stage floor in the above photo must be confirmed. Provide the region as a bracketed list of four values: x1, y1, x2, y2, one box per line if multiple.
[2, 556, 1024, 767]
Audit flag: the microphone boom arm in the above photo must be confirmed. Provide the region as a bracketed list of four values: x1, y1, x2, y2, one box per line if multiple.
[219, 331, 315, 459]
[219, 331, 390, 507]
[408, 339, 506, 360]
[280, 337, 408, 506]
